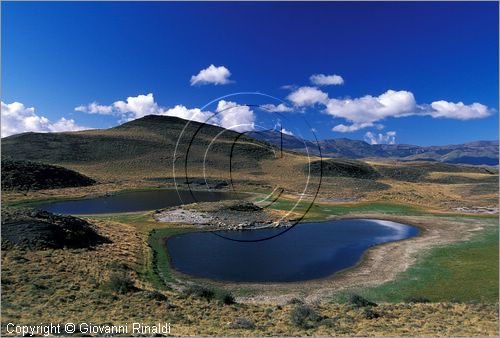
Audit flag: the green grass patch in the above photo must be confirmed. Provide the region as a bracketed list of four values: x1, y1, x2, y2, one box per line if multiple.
[267, 198, 424, 221]
[87, 211, 153, 223]
[146, 226, 195, 288]
[337, 220, 499, 303]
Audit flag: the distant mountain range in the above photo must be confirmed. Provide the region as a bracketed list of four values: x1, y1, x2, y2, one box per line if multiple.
[248, 130, 499, 166]
[3, 116, 497, 170]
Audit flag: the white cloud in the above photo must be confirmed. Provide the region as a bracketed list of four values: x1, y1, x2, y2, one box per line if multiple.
[364, 131, 396, 145]
[75, 94, 259, 132]
[427, 101, 492, 120]
[75, 94, 257, 133]
[112, 93, 162, 121]
[325, 89, 494, 132]
[287, 86, 329, 106]
[332, 122, 384, 132]
[75, 102, 114, 115]
[162, 104, 215, 124]
[310, 73, 344, 86]
[280, 84, 296, 90]
[326, 90, 417, 127]
[260, 103, 293, 113]
[272, 121, 295, 136]
[75, 93, 212, 123]
[1, 101, 87, 137]
[216, 100, 255, 132]
[74, 93, 161, 122]
[190, 64, 232, 86]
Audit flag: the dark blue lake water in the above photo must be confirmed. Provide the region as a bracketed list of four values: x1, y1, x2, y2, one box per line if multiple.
[37, 190, 244, 214]
[167, 219, 418, 282]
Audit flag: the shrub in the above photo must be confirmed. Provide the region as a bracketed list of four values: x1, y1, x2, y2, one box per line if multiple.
[290, 305, 322, 329]
[229, 317, 255, 330]
[106, 274, 136, 294]
[145, 290, 167, 301]
[216, 290, 236, 305]
[108, 261, 129, 270]
[183, 285, 235, 304]
[363, 308, 380, 319]
[404, 296, 430, 303]
[288, 298, 304, 305]
[348, 294, 377, 308]
[183, 285, 215, 301]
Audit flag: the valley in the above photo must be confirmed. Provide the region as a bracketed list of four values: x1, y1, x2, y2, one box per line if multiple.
[1, 115, 498, 336]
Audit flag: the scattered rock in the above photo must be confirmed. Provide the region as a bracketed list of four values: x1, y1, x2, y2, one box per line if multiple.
[451, 206, 499, 214]
[154, 200, 289, 230]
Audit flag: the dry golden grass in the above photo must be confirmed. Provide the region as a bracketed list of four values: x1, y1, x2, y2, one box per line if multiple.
[2, 217, 498, 336]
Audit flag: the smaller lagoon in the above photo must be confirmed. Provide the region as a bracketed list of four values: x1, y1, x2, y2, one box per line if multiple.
[36, 189, 244, 214]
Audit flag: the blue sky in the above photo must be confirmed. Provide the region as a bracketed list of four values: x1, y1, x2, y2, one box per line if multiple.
[2, 1, 498, 145]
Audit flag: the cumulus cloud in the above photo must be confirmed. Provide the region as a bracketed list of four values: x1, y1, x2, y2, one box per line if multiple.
[75, 94, 257, 133]
[426, 101, 492, 120]
[287, 86, 329, 106]
[75, 93, 161, 121]
[364, 131, 396, 145]
[326, 90, 417, 130]
[75, 93, 215, 124]
[75, 102, 114, 115]
[1, 101, 87, 137]
[112, 93, 162, 121]
[324, 90, 494, 132]
[162, 105, 215, 124]
[190, 64, 232, 86]
[260, 103, 293, 112]
[332, 122, 384, 133]
[310, 73, 344, 86]
[216, 100, 255, 132]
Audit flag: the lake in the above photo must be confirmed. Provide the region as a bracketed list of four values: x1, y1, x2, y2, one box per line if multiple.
[167, 219, 418, 282]
[36, 189, 245, 214]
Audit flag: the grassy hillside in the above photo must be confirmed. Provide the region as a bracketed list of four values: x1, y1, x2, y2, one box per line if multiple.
[2, 115, 498, 210]
[1, 115, 277, 181]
